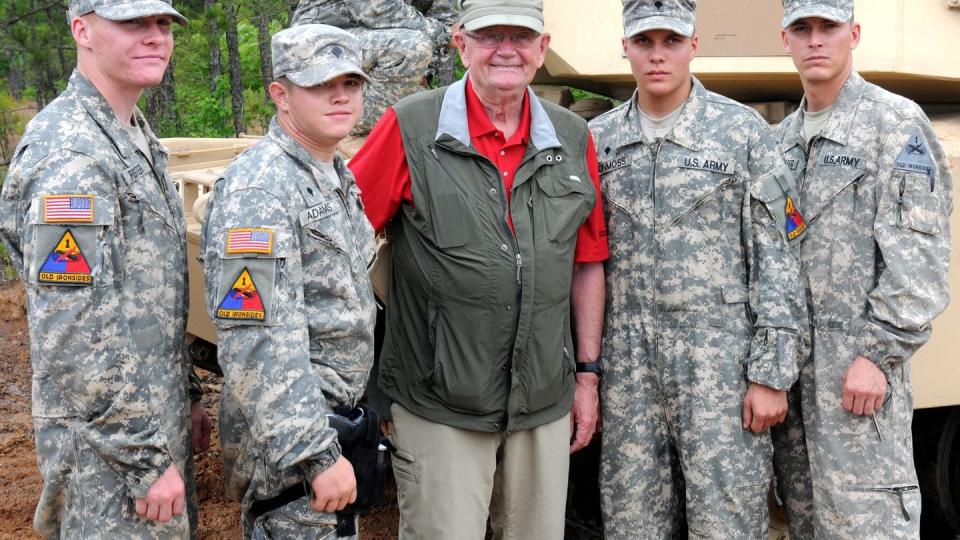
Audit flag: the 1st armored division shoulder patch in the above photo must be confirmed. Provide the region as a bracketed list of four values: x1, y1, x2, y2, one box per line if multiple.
[217, 267, 266, 320]
[38, 229, 93, 284]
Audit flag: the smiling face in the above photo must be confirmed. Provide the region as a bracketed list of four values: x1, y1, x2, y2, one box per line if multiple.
[455, 24, 550, 101]
[272, 74, 363, 154]
[623, 28, 697, 111]
[73, 13, 174, 93]
[782, 17, 860, 87]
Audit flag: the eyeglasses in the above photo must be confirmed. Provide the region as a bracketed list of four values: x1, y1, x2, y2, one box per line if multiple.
[463, 30, 540, 49]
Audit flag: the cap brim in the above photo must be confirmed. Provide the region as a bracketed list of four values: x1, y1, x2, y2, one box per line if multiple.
[96, 1, 188, 25]
[462, 14, 544, 33]
[625, 16, 694, 38]
[781, 6, 851, 28]
[286, 60, 372, 87]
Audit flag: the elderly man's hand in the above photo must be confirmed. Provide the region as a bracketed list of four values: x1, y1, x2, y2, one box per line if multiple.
[841, 355, 887, 416]
[191, 400, 212, 454]
[570, 372, 599, 452]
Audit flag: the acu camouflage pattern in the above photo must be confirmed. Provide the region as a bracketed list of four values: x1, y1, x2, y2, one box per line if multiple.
[771, 71, 953, 539]
[68, 0, 188, 25]
[202, 118, 377, 538]
[0, 70, 197, 538]
[291, 0, 456, 134]
[622, 0, 696, 38]
[589, 77, 806, 539]
[271, 24, 371, 87]
[780, 0, 853, 27]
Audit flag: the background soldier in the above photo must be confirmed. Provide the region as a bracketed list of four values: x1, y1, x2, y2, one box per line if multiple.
[201, 24, 377, 539]
[0, 0, 211, 537]
[772, 1, 954, 537]
[290, 0, 457, 135]
[589, 1, 806, 537]
[348, 0, 608, 537]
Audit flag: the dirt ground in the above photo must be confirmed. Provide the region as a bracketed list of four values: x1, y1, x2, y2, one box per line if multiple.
[0, 280, 399, 539]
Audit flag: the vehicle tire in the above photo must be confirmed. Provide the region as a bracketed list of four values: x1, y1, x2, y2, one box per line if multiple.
[914, 407, 960, 538]
[188, 338, 221, 375]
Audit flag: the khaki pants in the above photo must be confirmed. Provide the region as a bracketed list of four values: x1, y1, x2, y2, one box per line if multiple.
[388, 404, 570, 540]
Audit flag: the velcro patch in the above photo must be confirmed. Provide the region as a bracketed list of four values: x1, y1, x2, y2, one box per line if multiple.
[38, 229, 93, 284]
[298, 198, 340, 226]
[819, 154, 865, 169]
[894, 127, 934, 175]
[43, 194, 94, 223]
[598, 156, 630, 175]
[681, 156, 734, 175]
[216, 267, 265, 320]
[226, 228, 273, 255]
[785, 196, 807, 240]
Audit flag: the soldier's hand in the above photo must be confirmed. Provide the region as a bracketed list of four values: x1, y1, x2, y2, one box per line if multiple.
[841, 356, 887, 416]
[742, 383, 788, 433]
[135, 463, 185, 522]
[309, 456, 357, 513]
[191, 400, 212, 454]
[570, 372, 600, 453]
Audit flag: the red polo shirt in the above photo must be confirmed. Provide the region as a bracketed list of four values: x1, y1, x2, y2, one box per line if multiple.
[350, 79, 608, 263]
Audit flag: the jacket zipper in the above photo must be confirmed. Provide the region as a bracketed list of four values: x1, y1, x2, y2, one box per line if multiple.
[668, 177, 733, 227]
[844, 484, 917, 522]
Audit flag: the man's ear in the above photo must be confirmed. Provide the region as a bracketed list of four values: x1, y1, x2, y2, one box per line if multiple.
[269, 81, 289, 113]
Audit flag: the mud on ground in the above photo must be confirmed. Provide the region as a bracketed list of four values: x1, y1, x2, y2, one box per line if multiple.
[0, 280, 399, 539]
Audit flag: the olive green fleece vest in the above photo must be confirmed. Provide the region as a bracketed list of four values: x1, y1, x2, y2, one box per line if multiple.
[377, 78, 596, 432]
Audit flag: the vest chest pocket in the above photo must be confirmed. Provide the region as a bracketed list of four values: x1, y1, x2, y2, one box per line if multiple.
[534, 174, 594, 243]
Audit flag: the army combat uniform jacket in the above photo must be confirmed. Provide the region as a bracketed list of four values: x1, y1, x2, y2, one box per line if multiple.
[0, 71, 198, 539]
[202, 119, 377, 536]
[771, 71, 953, 539]
[589, 77, 806, 539]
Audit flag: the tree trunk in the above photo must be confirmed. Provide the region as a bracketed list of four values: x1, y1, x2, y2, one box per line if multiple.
[144, 60, 178, 135]
[204, 0, 222, 95]
[255, 6, 272, 104]
[225, 1, 246, 136]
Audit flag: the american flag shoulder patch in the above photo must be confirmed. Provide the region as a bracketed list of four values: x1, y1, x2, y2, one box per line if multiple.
[226, 228, 274, 255]
[43, 194, 94, 223]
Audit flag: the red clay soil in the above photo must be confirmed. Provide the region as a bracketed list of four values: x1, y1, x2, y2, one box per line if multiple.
[0, 280, 399, 539]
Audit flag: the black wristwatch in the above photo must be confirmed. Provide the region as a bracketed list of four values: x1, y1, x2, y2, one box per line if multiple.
[575, 361, 602, 377]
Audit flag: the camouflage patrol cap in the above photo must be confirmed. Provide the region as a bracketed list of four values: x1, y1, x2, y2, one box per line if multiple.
[459, 0, 544, 33]
[623, 0, 696, 38]
[781, 0, 853, 28]
[271, 24, 372, 87]
[68, 0, 187, 25]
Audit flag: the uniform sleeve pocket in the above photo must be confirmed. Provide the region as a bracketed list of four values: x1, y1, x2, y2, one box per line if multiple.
[213, 249, 291, 327]
[897, 172, 940, 235]
[27, 194, 114, 287]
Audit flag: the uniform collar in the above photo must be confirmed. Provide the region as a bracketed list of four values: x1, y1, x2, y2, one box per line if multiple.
[70, 70, 165, 163]
[267, 117, 348, 192]
[436, 72, 561, 152]
[616, 76, 707, 152]
[798, 70, 865, 148]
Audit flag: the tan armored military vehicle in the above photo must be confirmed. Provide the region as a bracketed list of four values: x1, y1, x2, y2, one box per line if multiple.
[167, 0, 960, 536]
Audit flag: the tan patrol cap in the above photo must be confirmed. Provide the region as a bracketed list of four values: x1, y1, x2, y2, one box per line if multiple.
[458, 0, 545, 33]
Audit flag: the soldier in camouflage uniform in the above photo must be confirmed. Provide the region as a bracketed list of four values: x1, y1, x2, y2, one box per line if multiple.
[0, 0, 212, 538]
[201, 24, 377, 540]
[589, 1, 807, 537]
[291, 0, 456, 134]
[771, 1, 954, 538]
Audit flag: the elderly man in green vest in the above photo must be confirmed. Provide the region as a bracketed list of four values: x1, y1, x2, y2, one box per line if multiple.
[349, 0, 608, 537]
